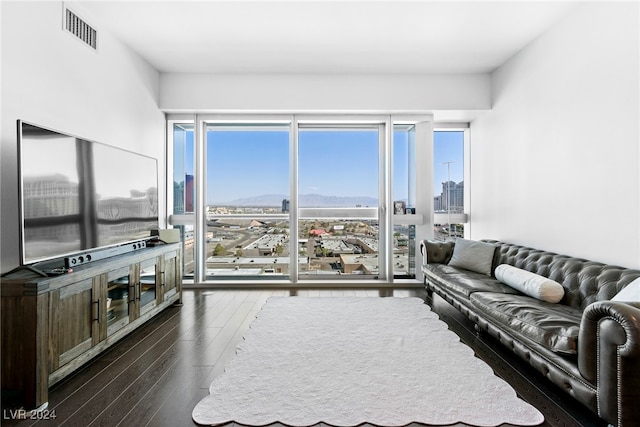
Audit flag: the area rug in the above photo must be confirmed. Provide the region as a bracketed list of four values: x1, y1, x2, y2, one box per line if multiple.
[192, 297, 544, 426]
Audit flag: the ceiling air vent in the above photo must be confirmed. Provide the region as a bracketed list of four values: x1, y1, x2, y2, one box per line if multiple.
[65, 8, 97, 49]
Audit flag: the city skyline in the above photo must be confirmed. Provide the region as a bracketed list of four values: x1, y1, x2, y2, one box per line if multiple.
[181, 129, 464, 206]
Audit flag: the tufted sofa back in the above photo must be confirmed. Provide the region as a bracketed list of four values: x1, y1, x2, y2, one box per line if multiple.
[484, 240, 640, 310]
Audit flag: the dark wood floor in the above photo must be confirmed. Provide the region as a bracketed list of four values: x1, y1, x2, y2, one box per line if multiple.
[4, 288, 606, 427]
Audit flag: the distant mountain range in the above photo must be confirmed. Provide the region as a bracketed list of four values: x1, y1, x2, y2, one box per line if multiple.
[220, 193, 378, 208]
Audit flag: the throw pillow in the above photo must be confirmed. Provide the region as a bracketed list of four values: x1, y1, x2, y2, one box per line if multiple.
[495, 264, 564, 303]
[611, 277, 640, 302]
[447, 238, 496, 276]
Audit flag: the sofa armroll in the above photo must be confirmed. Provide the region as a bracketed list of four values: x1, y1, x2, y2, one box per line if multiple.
[419, 240, 454, 266]
[578, 301, 640, 426]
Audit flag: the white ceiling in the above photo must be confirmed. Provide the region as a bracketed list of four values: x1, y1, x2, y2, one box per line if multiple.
[69, 1, 578, 75]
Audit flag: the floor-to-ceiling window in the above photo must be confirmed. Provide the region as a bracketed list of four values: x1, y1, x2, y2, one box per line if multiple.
[170, 122, 195, 276]
[433, 129, 467, 241]
[393, 124, 417, 277]
[205, 123, 290, 279]
[297, 126, 381, 279]
[168, 115, 435, 285]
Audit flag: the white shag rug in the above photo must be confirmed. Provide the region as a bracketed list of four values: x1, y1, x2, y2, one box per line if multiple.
[192, 297, 544, 427]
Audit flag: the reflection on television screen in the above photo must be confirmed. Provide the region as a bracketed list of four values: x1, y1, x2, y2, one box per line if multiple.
[19, 122, 159, 265]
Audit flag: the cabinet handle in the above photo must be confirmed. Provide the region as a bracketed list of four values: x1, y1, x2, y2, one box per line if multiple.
[137, 283, 141, 301]
[129, 284, 135, 303]
[93, 300, 100, 322]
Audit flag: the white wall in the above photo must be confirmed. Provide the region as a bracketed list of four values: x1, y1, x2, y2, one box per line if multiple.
[1, 2, 165, 274]
[160, 73, 490, 113]
[469, 2, 639, 268]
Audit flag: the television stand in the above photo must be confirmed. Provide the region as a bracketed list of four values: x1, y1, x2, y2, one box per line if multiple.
[1, 243, 182, 411]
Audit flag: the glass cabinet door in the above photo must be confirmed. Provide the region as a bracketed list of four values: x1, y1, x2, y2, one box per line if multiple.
[159, 248, 181, 303]
[106, 266, 131, 336]
[138, 259, 157, 316]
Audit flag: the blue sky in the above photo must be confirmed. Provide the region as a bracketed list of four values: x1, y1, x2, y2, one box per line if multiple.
[298, 129, 379, 198]
[207, 129, 289, 202]
[433, 131, 465, 195]
[183, 128, 463, 204]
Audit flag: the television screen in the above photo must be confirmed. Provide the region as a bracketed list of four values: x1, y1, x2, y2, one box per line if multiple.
[18, 121, 159, 265]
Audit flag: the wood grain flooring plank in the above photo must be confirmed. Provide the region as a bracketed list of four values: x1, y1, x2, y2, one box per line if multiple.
[206, 292, 253, 328]
[176, 292, 239, 342]
[118, 363, 212, 427]
[57, 322, 190, 426]
[145, 383, 208, 427]
[87, 337, 185, 427]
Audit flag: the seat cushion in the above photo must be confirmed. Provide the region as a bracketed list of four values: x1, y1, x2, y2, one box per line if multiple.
[424, 264, 521, 300]
[470, 292, 582, 355]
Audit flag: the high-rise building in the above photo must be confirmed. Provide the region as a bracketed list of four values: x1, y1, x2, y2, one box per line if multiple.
[173, 180, 185, 214]
[433, 194, 443, 212]
[435, 181, 464, 213]
[185, 174, 194, 212]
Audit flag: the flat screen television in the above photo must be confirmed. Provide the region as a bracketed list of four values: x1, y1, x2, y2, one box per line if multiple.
[18, 121, 159, 266]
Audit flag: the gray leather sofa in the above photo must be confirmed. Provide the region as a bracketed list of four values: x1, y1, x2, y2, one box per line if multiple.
[420, 239, 640, 427]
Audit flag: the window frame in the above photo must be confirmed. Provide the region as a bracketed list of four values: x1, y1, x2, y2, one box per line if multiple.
[433, 124, 470, 241]
[167, 114, 435, 286]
